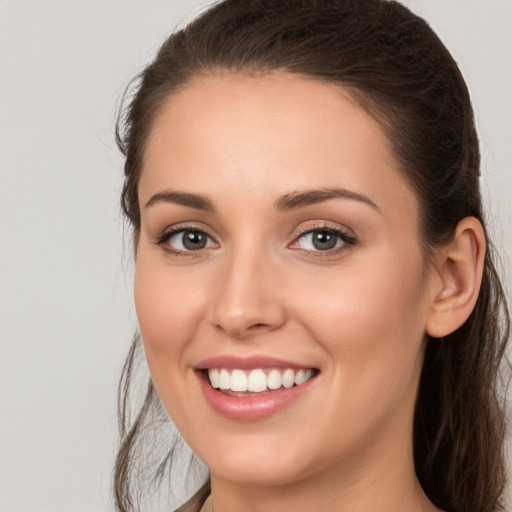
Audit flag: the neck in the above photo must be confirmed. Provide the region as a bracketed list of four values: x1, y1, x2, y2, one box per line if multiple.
[208, 469, 437, 512]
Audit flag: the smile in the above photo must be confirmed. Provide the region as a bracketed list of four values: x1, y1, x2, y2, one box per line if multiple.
[207, 367, 314, 394]
[196, 357, 319, 421]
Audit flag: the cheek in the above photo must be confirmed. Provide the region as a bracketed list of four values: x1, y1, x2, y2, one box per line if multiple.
[288, 254, 429, 455]
[133, 256, 215, 433]
[134, 257, 206, 368]
[294, 248, 428, 391]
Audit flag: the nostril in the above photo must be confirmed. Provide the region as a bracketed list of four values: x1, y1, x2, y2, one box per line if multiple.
[245, 322, 277, 333]
[210, 296, 287, 337]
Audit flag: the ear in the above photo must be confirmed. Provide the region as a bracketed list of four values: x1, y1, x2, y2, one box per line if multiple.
[426, 217, 486, 339]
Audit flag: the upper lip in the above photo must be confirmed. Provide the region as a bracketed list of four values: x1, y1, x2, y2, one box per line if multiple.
[195, 355, 318, 371]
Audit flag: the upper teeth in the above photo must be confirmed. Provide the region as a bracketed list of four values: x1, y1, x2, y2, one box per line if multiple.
[207, 368, 314, 393]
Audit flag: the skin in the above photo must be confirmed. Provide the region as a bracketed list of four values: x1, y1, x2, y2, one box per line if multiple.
[133, 72, 469, 511]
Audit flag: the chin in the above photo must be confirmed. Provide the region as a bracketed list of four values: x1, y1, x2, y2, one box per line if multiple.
[196, 434, 322, 487]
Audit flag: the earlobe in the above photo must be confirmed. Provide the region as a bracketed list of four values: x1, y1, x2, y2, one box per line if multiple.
[426, 217, 486, 339]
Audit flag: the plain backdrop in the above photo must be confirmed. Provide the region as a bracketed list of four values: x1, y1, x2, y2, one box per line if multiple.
[0, 1, 510, 511]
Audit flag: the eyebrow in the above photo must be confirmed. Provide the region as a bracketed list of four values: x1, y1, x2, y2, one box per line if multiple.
[144, 190, 215, 212]
[144, 187, 380, 213]
[274, 188, 380, 212]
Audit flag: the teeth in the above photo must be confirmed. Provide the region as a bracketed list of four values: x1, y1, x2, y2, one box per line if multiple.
[267, 369, 282, 390]
[231, 369, 247, 391]
[209, 368, 220, 388]
[294, 369, 306, 385]
[207, 367, 314, 393]
[247, 369, 267, 392]
[282, 368, 295, 388]
[219, 369, 230, 390]
[294, 369, 313, 385]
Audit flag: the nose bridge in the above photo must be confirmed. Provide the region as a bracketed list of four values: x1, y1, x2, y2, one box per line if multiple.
[209, 239, 286, 338]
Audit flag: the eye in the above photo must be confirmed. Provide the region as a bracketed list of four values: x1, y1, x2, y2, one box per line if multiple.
[291, 228, 356, 252]
[160, 228, 217, 252]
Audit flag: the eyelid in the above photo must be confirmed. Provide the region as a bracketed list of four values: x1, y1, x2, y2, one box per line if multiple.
[154, 222, 219, 255]
[292, 221, 356, 239]
[288, 222, 358, 252]
[152, 220, 357, 256]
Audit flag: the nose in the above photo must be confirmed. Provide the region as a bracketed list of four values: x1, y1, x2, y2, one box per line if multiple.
[208, 249, 287, 340]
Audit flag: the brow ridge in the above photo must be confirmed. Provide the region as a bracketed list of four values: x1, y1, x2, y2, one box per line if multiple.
[144, 190, 215, 212]
[274, 188, 380, 212]
[144, 187, 379, 213]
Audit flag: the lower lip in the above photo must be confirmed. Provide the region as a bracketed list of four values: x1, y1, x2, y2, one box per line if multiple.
[197, 371, 317, 421]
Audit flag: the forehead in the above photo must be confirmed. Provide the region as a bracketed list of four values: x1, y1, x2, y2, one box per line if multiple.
[139, 72, 418, 225]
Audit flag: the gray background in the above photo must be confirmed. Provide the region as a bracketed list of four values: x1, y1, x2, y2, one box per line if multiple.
[1, 1, 510, 510]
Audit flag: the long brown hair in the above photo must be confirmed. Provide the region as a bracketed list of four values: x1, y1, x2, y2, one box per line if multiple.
[114, 1, 510, 511]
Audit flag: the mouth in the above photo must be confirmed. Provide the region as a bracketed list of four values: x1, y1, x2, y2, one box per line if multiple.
[195, 357, 319, 420]
[204, 367, 316, 396]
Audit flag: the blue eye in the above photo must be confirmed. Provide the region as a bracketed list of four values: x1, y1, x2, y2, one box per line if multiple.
[163, 229, 217, 252]
[294, 228, 356, 252]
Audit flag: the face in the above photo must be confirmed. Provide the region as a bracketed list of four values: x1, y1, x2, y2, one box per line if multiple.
[135, 73, 432, 488]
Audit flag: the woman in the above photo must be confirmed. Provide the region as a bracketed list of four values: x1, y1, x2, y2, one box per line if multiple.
[114, 1, 510, 511]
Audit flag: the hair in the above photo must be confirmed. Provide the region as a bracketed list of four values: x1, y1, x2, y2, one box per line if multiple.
[114, 1, 511, 511]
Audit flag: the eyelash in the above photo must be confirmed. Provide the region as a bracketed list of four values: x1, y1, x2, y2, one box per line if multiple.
[154, 223, 358, 257]
[154, 224, 218, 256]
[289, 223, 358, 256]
